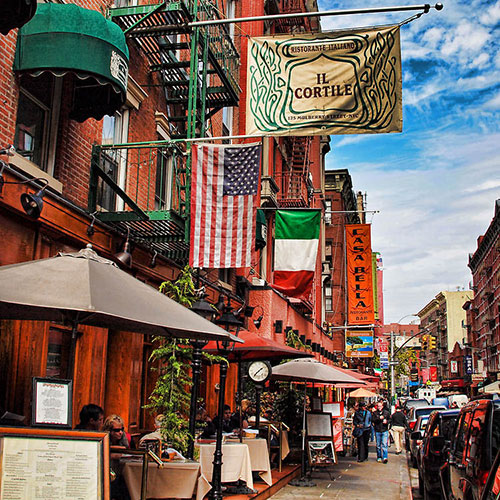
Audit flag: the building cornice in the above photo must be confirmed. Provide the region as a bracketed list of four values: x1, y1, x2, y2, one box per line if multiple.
[469, 199, 500, 273]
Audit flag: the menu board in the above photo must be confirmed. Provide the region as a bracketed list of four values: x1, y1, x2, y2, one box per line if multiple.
[0, 430, 108, 500]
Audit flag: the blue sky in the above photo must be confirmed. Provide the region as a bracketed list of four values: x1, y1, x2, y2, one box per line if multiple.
[318, 0, 500, 323]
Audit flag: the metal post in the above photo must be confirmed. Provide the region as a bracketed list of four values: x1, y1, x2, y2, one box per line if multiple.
[211, 359, 228, 500]
[187, 340, 206, 460]
[390, 330, 395, 405]
[254, 384, 262, 430]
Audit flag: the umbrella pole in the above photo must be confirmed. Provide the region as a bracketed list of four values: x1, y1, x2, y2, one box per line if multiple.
[290, 381, 316, 487]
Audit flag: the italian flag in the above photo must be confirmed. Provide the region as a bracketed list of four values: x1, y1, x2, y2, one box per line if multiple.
[273, 210, 320, 299]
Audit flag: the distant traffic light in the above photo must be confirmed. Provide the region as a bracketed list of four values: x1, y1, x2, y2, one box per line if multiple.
[421, 334, 428, 350]
[429, 335, 437, 350]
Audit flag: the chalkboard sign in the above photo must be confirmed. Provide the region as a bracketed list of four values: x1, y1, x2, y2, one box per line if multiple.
[306, 412, 333, 438]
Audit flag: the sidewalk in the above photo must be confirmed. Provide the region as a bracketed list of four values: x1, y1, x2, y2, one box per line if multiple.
[269, 442, 413, 500]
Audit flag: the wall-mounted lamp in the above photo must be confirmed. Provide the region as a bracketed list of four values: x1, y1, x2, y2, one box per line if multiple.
[274, 320, 283, 333]
[87, 213, 97, 236]
[253, 305, 264, 329]
[20, 179, 49, 219]
[114, 227, 132, 268]
[149, 250, 158, 269]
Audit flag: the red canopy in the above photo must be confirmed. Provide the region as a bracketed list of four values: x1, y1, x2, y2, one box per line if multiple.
[204, 329, 313, 362]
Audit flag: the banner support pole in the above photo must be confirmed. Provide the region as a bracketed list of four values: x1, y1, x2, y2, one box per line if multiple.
[189, 3, 443, 27]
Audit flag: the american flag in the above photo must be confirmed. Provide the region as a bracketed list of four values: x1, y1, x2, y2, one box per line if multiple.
[189, 142, 262, 269]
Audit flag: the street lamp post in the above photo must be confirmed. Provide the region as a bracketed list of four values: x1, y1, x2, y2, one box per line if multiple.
[211, 296, 242, 500]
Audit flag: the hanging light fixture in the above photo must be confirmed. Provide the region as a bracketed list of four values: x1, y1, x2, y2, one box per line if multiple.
[114, 227, 132, 268]
[252, 304, 264, 329]
[20, 180, 49, 219]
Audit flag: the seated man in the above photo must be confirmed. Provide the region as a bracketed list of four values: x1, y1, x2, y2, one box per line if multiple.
[196, 408, 217, 439]
[213, 404, 237, 433]
[75, 404, 104, 431]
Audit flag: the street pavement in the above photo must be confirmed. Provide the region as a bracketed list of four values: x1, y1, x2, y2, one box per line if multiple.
[270, 441, 413, 499]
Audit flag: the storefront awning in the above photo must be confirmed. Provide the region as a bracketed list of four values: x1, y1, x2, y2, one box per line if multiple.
[13, 3, 129, 122]
[0, 0, 37, 35]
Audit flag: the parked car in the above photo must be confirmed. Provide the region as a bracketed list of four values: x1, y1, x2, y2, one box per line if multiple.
[448, 394, 469, 409]
[410, 415, 430, 468]
[404, 398, 430, 414]
[432, 397, 450, 408]
[406, 405, 447, 450]
[480, 447, 500, 500]
[440, 398, 500, 500]
[417, 408, 460, 499]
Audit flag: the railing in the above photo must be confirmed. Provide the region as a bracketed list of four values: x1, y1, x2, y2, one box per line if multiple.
[89, 142, 186, 218]
[198, 0, 240, 97]
[275, 172, 310, 207]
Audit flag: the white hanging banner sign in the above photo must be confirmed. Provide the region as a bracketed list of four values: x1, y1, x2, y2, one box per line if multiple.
[246, 26, 402, 136]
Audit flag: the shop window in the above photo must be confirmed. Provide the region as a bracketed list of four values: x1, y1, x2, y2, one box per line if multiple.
[14, 73, 61, 176]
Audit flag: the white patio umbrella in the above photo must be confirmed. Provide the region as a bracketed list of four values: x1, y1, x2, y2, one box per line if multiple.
[272, 358, 365, 485]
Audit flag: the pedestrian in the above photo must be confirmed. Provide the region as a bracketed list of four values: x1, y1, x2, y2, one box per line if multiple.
[353, 401, 371, 462]
[390, 404, 407, 455]
[372, 400, 391, 463]
[369, 403, 376, 442]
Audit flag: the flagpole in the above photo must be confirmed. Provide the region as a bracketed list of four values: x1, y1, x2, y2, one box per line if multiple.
[189, 3, 443, 27]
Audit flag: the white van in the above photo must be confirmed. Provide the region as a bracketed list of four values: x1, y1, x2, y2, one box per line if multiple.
[448, 394, 468, 408]
[416, 387, 436, 403]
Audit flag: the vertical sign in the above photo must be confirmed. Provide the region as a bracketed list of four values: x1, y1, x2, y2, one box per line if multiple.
[346, 224, 375, 325]
[464, 355, 473, 375]
[372, 253, 379, 320]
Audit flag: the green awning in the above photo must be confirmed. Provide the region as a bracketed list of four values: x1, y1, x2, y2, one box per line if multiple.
[0, 0, 37, 35]
[14, 3, 129, 122]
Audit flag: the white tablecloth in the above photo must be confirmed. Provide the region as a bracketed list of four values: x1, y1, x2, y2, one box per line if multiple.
[226, 438, 272, 485]
[122, 459, 211, 500]
[197, 442, 254, 490]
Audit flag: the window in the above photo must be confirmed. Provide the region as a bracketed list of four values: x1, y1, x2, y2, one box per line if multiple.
[325, 284, 332, 311]
[14, 73, 62, 175]
[325, 199, 332, 224]
[154, 147, 173, 210]
[453, 411, 472, 459]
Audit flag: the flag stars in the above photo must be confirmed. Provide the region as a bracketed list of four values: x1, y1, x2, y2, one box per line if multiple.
[223, 145, 260, 196]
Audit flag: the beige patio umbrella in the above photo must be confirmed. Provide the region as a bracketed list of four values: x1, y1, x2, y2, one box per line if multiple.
[0, 245, 242, 377]
[348, 387, 378, 398]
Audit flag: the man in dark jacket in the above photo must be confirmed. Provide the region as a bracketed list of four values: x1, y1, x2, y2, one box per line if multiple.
[390, 405, 407, 454]
[353, 401, 372, 462]
[372, 400, 391, 463]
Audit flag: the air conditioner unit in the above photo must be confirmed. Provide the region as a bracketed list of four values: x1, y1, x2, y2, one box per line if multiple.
[251, 277, 266, 287]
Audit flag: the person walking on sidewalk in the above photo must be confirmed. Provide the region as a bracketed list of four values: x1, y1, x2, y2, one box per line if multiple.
[353, 401, 372, 462]
[390, 405, 407, 455]
[373, 400, 391, 463]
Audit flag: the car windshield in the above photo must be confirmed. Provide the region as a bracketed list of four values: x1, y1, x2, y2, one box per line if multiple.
[416, 407, 445, 419]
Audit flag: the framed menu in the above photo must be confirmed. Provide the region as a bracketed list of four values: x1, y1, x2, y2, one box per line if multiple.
[0, 427, 110, 500]
[306, 412, 333, 438]
[307, 440, 337, 466]
[32, 377, 72, 428]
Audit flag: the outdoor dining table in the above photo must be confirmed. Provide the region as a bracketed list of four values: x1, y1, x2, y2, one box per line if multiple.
[225, 438, 272, 485]
[196, 442, 254, 491]
[122, 458, 212, 500]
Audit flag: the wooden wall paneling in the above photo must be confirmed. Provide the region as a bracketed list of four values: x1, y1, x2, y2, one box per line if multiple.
[126, 332, 144, 433]
[0, 319, 49, 423]
[73, 324, 108, 426]
[201, 362, 238, 420]
[104, 330, 143, 430]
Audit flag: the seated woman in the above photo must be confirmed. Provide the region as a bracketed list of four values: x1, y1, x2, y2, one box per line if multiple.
[103, 415, 130, 500]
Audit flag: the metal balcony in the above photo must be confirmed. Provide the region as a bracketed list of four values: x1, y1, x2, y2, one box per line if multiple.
[88, 142, 189, 263]
[108, 1, 239, 136]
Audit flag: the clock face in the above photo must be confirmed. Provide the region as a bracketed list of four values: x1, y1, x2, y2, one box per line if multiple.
[248, 361, 271, 383]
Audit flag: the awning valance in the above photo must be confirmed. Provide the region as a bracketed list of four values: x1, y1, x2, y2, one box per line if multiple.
[13, 3, 129, 122]
[0, 0, 37, 35]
